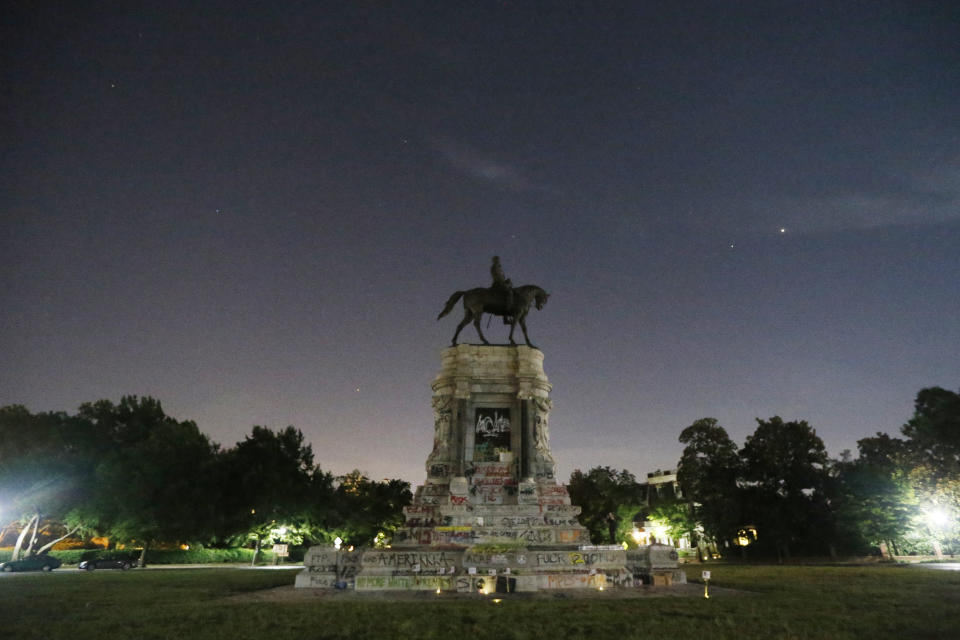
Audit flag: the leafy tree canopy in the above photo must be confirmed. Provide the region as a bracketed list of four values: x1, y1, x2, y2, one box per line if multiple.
[214, 425, 319, 545]
[567, 466, 643, 544]
[676, 417, 742, 545]
[78, 397, 219, 555]
[332, 471, 412, 547]
[740, 417, 830, 557]
[741, 416, 828, 497]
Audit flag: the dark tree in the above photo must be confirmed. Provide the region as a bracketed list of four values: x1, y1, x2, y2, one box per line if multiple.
[332, 471, 412, 547]
[841, 388, 960, 556]
[78, 397, 219, 565]
[677, 418, 743, 555]
[900, 388, 960, 551]
[567, 466, 644, 544]
[77, 396, 172, 449]
[902, 387, 960, 470]
[832, 436, 914, 556]
[0, 406, 95, 558]
[647, 497, 698, 549]
[302, 469, 337, 541]
[740, 416, 829, 561]
[213, 425, 318, 561]
[901, 387, 960, 503]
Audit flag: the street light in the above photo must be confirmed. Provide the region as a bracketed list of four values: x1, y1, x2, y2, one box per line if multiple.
[923, 505, 951, 560]
[651, 522, 669, 545]
[925, 506, 949, 529]
[334, 537, 344, 588]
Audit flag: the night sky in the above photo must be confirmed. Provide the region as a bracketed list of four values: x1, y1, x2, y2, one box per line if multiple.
[3, 1, 959, 484]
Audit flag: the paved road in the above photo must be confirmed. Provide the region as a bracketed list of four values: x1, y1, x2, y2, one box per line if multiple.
[912, 562, 960, 571]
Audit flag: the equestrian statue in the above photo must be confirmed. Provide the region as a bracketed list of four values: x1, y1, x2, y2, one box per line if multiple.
[437, 256, 549, 348]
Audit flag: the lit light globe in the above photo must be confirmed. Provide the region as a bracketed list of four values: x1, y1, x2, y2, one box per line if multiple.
[926, 507, 950, 529]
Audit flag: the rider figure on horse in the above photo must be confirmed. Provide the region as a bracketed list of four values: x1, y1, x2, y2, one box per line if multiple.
[437, 260, 548, 347]
[490, 256, 514, 322]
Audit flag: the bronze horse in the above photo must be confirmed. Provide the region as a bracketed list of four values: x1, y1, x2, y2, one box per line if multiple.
[437, 285, 549, 347]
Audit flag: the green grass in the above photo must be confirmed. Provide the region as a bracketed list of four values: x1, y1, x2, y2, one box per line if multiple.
[0, 546, 285, 564]
[1, 564, 958, 639]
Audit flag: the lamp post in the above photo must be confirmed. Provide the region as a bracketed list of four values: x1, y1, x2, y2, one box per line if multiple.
[925, 506, 949, 560]
[334, 536, 344, 588]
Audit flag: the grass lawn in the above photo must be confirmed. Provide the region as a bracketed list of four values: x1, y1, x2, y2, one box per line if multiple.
[1, 563, 958, 639]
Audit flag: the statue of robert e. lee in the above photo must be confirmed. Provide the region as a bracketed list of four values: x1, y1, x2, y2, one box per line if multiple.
[490, 256, 514, 320]
[437, 257, 549, 348]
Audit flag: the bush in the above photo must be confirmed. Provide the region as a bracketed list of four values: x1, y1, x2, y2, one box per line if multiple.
[140, 546, 306, 564]
[50, 550, 89, 564]
[0, 549, 86, 564]
[0, 546, 306, 565]
[144, 548, 254, 564]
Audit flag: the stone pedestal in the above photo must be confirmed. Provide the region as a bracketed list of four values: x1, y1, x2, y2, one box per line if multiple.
[422, 345, 556, 481]
[391, 345, 586, 550]
[296, 345, 684, 592]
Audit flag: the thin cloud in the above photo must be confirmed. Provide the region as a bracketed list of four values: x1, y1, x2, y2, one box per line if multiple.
[433, 138, 536, 191]
[758, 158, 960, 233]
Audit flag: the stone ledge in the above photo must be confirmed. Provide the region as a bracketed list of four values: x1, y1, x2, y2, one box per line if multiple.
[296, 544, 686, 592]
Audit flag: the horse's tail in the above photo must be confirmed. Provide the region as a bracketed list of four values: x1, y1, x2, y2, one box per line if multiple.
[437, 291, 465, 320]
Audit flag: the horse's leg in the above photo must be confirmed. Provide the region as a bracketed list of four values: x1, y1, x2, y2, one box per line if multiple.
[473, 308, 490, 345]
[508, 317, 517, 346]
[452, 311, 472, 346]
[519, 313, 536, 349]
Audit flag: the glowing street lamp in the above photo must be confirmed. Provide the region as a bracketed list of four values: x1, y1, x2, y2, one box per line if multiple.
[925, 506, 950, 530]
[651, 522, 669, 544]
[923, 505, 952, 560]
[333, 536, 345, 588]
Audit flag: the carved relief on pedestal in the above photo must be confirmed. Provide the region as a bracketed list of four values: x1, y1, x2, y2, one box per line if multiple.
[425, 396, 453, 477]
[533, 397, 555, 463]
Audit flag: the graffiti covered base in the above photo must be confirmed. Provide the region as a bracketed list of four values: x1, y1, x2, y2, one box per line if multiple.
[296, 345, 685, 591]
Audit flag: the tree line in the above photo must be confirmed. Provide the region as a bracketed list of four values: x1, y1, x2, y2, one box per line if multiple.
[0, 396, 411, 563]
[569, 387, 959, 560]
[4, 387, 956, 563]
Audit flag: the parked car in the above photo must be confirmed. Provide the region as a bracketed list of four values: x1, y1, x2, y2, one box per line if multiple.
[0, 554, 63, 572]
[78, 557, 137, 571]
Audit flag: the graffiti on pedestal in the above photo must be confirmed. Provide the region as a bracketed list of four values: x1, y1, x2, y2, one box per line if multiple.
[473, 407, 511, 462]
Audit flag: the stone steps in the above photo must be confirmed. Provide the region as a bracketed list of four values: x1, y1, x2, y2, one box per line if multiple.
[295, 544, 686, 592]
